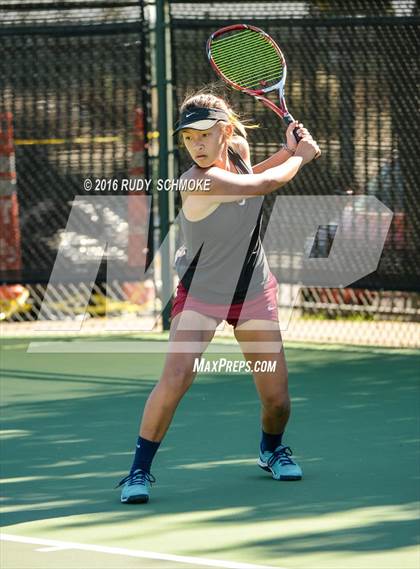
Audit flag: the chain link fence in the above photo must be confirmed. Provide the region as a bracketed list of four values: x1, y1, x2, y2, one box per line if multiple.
[171, 0, 420, 347]
[1, 0, 419, 347]
[0, 1, 156, 326]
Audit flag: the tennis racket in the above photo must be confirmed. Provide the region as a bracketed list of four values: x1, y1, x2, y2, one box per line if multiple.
[206, 24, 301, 143]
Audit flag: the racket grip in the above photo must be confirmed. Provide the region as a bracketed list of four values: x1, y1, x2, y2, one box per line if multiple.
[292, 127, 301, 143]
[284, 114, 321, 160]
[283, 114, 301, 143]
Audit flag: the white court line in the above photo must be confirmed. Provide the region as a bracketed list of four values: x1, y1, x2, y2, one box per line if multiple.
[0, 533, 285, 569]
[36, 546, 72, 552]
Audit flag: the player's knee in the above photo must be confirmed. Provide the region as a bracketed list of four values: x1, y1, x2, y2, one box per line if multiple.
[162, 360, 196, 395]
[262, 394, 290, 416]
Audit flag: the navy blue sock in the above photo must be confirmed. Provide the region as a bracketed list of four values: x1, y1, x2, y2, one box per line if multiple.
[130, 436, 160, 474]
[260, 430, 284, 453]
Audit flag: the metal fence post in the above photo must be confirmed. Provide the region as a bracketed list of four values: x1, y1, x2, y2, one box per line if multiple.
[155, 0, 174, 330]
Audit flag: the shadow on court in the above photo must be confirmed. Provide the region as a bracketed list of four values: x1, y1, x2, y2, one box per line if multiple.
[1, 337, 419, 567]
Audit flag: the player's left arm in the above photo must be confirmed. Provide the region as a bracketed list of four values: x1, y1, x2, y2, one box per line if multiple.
[232, 134, 289, 174]
[252, 122, 315, 174]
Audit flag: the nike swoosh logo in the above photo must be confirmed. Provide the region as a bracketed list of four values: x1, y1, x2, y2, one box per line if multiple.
[136, 444, 141, 448]
[185, 112, 194, 117]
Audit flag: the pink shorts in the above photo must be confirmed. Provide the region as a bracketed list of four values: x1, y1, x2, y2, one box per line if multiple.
[170, 272, 279, 328]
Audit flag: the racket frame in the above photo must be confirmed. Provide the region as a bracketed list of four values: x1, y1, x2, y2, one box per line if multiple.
[206, 23, 295, 125]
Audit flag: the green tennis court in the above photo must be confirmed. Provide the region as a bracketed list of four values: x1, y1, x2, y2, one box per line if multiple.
[1, 336, 419, 569]
[1, 1, 419, 568]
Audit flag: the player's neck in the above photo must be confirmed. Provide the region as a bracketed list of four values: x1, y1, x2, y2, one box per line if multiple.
[213, 147, 234, 172]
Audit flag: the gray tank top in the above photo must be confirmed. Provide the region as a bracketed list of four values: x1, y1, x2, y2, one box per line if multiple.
[176, 147, 270, 304]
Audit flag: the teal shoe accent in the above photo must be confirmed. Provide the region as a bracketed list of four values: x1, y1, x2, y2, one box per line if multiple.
[116, 469, 156, 503]
[258, 444, 302, 481]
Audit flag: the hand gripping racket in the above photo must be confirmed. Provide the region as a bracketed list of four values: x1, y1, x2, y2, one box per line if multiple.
[207, 24, 301, 143]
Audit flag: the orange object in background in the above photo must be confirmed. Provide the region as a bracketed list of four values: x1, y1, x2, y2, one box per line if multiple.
[122, 279, 155, 306]
[0, 283, 31, 321]
[0, 112, 22, 272]
[0, 283, 27, 300]
[128, 108, 149, 269]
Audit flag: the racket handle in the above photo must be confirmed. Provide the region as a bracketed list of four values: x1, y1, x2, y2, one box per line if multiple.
[283, 114, 301, 143]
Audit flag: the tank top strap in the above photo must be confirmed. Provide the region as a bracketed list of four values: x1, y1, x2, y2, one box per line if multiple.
[227, 146, 252, 175]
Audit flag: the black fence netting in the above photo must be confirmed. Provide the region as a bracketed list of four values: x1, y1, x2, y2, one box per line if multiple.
[0, 1, 151, 285]
[171, 1, 420, 292]
[0, 0, 141, 26]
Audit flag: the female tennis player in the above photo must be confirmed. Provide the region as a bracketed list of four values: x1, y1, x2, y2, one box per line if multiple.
[116, 92, 320, 503]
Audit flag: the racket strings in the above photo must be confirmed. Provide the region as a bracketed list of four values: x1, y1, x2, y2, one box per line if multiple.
[211, 31, 283, 90]
[212, 51, 282, 88]
[213, 57, 281, 85]
[213, 54, 282, 89]
[211, 31, 269, 58]
[211, 28, 268, 52]
[211, 35, 278, 69]
[212, 46, 277, 75]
